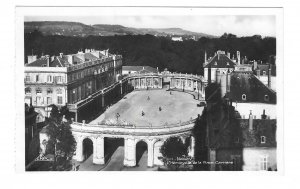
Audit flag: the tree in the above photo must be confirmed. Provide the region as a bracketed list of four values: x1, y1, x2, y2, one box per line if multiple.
[43, 105, 76, 170]
[160, 137, 188, 170]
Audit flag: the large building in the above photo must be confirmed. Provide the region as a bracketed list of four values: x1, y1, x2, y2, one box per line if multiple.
[24, 49, 123, 121]
[204, 55, 277, 171]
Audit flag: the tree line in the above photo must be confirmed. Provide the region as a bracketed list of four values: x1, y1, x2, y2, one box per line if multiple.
[25, 31, 276, 75]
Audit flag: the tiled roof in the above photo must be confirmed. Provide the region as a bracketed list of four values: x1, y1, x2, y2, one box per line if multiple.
[84, 53, 98, 61]
[26, 57, 48, 67]
[228, 71, 276, 104]
[204, 53, 236, 68]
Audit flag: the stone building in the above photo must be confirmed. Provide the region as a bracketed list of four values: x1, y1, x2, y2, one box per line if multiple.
[203, 50, 236, 83]
[24, 49, 123, 122]
[204, 61, 277, 171]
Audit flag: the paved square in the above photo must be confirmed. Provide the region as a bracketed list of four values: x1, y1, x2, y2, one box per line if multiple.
[90, 89, 204, 127]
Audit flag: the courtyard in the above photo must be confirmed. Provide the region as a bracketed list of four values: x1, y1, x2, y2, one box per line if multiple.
[90, 89, 204, 126]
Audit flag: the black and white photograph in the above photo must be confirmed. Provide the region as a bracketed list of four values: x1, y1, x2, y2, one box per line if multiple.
[15, 6, 284, 172]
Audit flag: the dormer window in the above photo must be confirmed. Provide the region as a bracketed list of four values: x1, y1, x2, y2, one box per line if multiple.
[242, 94, 247, 101]
[261, 136, 266, 144]
[264, 95, 269, 102]
[214, 62, 217, 65]
[226, 62, 229, 66]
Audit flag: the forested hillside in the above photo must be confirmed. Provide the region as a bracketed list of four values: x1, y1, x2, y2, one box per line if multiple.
[24, 31, 276, 75]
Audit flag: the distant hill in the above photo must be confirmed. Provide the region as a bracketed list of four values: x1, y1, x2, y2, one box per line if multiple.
[24, 21, 216, 38]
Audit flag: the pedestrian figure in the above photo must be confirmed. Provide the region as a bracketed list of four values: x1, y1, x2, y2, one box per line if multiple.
[147, 96, 150, 100]
[142, 111, 145, 116]
[159, 106, 162, 111]
[170, 91, 172, 95]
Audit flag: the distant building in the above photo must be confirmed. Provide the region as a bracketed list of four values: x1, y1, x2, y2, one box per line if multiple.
[171, 36, 183, 41]
[24, 49, 122, 121]
[122, 66, 158, 75]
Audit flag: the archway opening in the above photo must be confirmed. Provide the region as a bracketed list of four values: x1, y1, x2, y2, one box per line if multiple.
[83, 138, 93, 161]
[104, 137, 124, 163]
[136, 140, 148, 167]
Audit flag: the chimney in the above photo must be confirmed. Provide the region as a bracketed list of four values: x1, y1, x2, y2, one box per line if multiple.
[237, 51, 240, 65]
[60, 53, 63, 58]
[226, 68, 230, 94]
[268, 65, 271, 88]
[204, 51, 207, 64]
[216, 69, 221, 84]
[46, 55, 50, 67]
[51, 56, 55, 62]
[261, 109, 267, 119]
[253, 60, 257, 70]
[208, 65, 211, 84]
[256, 69, 260, 78]
[227, 52, 230, 59]
[249, 110, 253, 131]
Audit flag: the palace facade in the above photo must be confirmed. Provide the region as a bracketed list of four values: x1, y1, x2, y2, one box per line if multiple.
[24, 49, 123, 121]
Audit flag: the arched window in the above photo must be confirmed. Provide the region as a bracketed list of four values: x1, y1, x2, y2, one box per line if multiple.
[25, 87, 31, 95]
[264, 95, 269, 102]
[261, 136, 266, 144]
[242, 94, 247, 101]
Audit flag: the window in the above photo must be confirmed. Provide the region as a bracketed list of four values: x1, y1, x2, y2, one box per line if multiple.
[25, 76, 30, 82]
[57, 88, 62, 94]
[264, 95, 269, 102]
[47, 97, 52, 104]
[56, 76, 62, 83]
[260, 156, 268, 171]
[25, 88, 31, 95]
[242, 94, 247, 101]
[36, 88, 42, 95]
[36, 75, 39, 82]
[47, 75, 52, 83]
[261, 136, 266, 144]
[57, 96, 63, 105]
[47, 88, 52, 95]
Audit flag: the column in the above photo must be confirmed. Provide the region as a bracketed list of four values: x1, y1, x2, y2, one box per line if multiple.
[93, 136, 105, 164]
[147, 139, 155, 167]
[124, 138, 136, 167]
[75, 112, 78, 122]
[74, 136, 84, 162]
[209, 148, 216, 171]
[188, 136, 195, 157]
[101, 92, 105, 108]
[120, 81, 123, 95]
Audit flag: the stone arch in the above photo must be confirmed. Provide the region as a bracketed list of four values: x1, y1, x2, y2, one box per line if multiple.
[82, 137, 94, 161]
[135, 140, 148, 167]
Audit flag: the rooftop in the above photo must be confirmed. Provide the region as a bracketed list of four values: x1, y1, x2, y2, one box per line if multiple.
[204, 51, 236, 68]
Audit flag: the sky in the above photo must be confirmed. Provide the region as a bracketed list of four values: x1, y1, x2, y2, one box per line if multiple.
[25, 15, 276, 37]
